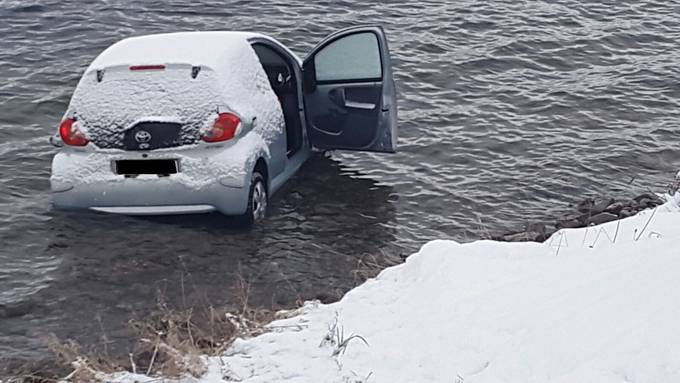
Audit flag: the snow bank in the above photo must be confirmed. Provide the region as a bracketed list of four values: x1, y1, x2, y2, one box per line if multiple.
[113, 195, 680, 383]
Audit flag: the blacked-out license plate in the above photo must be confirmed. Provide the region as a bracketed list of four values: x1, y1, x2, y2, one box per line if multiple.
[114, 159, 179, 175]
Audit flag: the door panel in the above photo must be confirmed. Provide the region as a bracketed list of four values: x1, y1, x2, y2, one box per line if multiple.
[303, 26, 397, 153]
[307, 83, 381, 148]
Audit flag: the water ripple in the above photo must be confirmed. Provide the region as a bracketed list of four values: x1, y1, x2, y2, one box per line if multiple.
[1, 0, 679, 363]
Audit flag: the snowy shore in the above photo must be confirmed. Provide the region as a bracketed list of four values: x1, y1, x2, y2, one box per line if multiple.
[114, 194, 680, 383]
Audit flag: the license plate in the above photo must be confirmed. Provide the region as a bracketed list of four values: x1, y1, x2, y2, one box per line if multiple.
[114, 159, 179, 175]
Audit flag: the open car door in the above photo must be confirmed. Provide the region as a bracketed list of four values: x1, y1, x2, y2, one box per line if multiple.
[302, 26, 397, 153]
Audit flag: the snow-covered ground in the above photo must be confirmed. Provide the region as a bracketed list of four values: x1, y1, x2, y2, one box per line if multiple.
[115, 194, 680, 383]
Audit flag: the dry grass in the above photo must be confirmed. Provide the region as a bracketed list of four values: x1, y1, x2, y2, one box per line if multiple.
[6, 250, 404, 383]
[123, 276, 273, 379]
[1, 359, 67, 383]
[4, 274, 276, 383]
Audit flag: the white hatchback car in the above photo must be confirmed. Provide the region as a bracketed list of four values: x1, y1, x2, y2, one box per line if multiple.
[50, 26, 397, 224]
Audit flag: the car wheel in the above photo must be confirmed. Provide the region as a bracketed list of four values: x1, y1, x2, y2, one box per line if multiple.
[240, 171, 267, 225]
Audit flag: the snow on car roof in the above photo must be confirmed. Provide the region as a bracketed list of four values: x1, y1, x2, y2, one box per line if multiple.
[69, 31, 284, 152]
[87, 31, 266, 73]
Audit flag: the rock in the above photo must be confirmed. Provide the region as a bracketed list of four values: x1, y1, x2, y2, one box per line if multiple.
[525, 222, 546, 235]
[628, 193, 663, 212]
[545, 227, 557, 238]
[574, 197, 614, 214]
[575, 198, 594, 213]
[314, 291, 340, 304]
[604, 201, 625, 215]
[633, 193, 663, 206]
[557, 212, 590, 229]
[587, 212, 618, 226]
[495, 193, 663, 243]
[648, 196, 664, 207]
[633, 193, 653, 202]
[489, 233, 506, 241]
[497, 223, 548, 242]
[556, 218, 581, 229]
[591, 198, 615, 215]
[619, 208, 636, 218]
[503, 231, 544, 242]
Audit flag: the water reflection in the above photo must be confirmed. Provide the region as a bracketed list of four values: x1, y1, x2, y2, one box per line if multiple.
[1, 154, 398, 359]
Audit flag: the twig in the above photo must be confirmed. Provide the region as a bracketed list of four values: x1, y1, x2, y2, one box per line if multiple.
[590, 227, 614, 248]
[335, 334, 369, 356]
[555, 232, 564, 256]
[186, 308, 195, 347]
[61, 369, 77, 381]
[20, 374, 59, 383]
[181, 273, 186, 309]
[129, 353, 137, 374]
[613, 219, 621, 244]
[476, 215, 492, 241]
[635, 207, 658, 241]
[209, 305, 216, 351]
[146, 342, 159, 375]
[551, 231, 568, 256]
[96, 314, 110, 358]
[581, 227, 589, 247]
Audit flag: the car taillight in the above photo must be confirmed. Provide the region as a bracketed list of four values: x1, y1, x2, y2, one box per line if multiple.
[202, 113, 240, 143]
[59, 118, 89, 146]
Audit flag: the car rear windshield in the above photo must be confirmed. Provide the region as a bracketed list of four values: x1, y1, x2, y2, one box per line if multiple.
[70, 64, 221, 148]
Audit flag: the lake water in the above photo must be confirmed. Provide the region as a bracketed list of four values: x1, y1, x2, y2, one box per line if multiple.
[1, 0, 679, 366]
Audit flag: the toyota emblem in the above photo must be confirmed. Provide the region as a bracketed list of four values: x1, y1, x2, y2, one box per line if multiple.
[134, 130, 152, 144]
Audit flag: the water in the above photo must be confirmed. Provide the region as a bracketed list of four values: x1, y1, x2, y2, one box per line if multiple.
[1, 0, 680, 365]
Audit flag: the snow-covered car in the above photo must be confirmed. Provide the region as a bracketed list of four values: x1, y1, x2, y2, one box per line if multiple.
[50, 26, 397, 224]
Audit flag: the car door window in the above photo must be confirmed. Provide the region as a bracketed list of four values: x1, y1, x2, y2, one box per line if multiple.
[314, 32, 382, 82]
[303, 26, 397, 153]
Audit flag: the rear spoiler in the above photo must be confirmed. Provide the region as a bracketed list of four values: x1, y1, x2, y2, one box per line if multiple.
[91, 63, 203, 83]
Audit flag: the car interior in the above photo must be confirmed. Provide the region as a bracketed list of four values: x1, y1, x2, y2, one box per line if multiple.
[251, 43, 303, 157]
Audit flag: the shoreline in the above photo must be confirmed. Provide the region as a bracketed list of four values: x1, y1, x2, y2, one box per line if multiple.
[493, 192, 666, 242]
[5, 193, 677, 382]
[102, 194, 680, 382]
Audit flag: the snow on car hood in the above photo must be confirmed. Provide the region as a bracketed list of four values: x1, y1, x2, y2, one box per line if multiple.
[67, 32, 283, 149]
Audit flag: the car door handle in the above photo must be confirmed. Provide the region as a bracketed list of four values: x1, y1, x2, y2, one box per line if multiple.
[344, 100, 376, 110]
[329, 88, 376, 110]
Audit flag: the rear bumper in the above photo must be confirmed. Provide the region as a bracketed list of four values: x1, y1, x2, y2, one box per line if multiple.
[50, 149, 253, 216]
[52, 179, 249, 215]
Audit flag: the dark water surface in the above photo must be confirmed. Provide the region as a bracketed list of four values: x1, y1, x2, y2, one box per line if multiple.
[1, 0, 680, 364]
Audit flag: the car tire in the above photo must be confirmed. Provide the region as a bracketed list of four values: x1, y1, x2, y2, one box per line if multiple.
[239, 171, 267, 226]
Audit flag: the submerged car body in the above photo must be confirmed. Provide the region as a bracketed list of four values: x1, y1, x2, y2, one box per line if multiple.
[50, 27, 398, 223]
